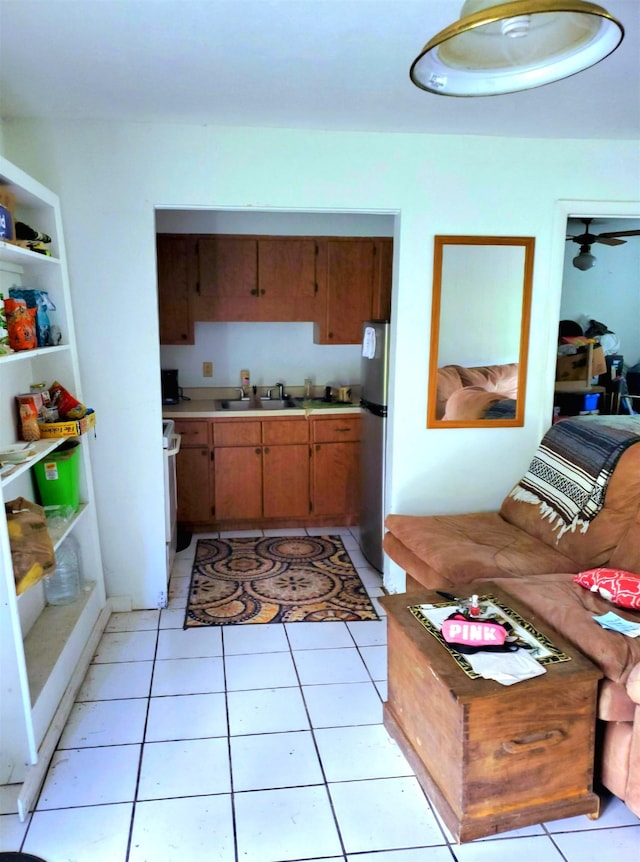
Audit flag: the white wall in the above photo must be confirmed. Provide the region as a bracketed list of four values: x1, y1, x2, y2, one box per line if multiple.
[158, 208, 395, 389]
[561, 218, 640, 367]
[2, 120, 638, 602]
[162, 322, 362, 391]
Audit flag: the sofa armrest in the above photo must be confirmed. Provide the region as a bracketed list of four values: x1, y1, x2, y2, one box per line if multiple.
[627, 662, 640, 705]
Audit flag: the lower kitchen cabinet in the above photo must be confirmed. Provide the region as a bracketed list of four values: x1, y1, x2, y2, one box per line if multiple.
[214, 445, 263, 521]
[262, 443, 310, 518]
[170, 414, 360, 529]
[213, 418, 310, 522]
[176, 446, 212, 523]
[174, 420, 212, 524]
[311, 415, 361, 522]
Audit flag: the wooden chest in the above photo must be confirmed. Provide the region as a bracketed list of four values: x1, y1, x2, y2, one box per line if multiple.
[380, 586, 602, 842]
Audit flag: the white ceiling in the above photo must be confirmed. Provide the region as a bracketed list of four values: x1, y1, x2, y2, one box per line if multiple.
[0, 0, 639, 139]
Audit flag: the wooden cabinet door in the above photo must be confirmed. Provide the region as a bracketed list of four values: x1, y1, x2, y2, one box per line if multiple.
[197, 236, 259, 320]
[262, 443, 310, 518]
[316, 239, 376, 344]
[176, 446, 212, 523]
[312, 440, 360, 518]
[156, 234, 196, 344]
[372, 238, 393, 321]
[258, 238, 318, 321]
[214, 446, 262, 520]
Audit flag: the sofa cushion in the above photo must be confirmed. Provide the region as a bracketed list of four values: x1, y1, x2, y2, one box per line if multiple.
[435, 365, 464, 419]
[484, 573, 640, 686]
[574, 568, 640, 609]
[458, 363, 519, 398]
[442, 386, 509, 421]
[500, 442, 640, 569]
[384, 512, 578, 589]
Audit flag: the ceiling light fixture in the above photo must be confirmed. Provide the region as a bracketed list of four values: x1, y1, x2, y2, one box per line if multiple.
[573, 244, 597, 270]
[410, 0, 624, 96]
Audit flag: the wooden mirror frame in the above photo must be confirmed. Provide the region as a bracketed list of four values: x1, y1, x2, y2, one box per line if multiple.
[427, 235, 534, 429]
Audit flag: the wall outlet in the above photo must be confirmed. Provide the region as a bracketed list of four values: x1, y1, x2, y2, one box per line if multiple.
[202, 361, 213, 378]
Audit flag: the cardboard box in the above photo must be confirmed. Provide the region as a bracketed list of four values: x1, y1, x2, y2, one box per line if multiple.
[0, 188, 16, 241]
[37, 411, 96, 439]
[556, 344, 606, 382]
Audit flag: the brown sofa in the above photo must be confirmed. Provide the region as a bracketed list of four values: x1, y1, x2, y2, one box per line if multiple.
[384, 416, 640, 817]
[436, 362, 519, 420]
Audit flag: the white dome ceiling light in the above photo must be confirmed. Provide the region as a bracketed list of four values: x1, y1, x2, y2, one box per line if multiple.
[410, 1, 624, 96]
[567, 218, 640, 271]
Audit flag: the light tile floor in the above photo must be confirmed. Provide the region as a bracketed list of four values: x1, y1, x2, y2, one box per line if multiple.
[1, 525, 639, 861]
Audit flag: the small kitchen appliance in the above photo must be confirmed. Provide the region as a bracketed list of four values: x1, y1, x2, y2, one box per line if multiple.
[161, 368, 180, 405]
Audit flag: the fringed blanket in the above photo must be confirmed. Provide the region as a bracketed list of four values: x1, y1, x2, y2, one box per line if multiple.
[508, 416, 640, 539]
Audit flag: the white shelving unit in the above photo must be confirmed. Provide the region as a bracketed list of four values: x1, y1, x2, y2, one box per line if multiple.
[0, 157, 109, 819]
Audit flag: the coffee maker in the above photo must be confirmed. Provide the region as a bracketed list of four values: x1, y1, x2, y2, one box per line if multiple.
[161, 369, 180, 405]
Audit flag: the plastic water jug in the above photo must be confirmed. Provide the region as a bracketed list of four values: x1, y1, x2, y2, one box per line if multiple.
[44, 536, 80, 605]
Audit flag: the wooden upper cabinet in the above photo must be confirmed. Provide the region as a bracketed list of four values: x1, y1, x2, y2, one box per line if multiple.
[196, 236, 259, 321]
[195, 235, 319, 323]
[169, 232, 392, 338]
[372, 238, 393, 321]
[156, 234, 197, 344]
[315, 238, 377, 344]
[258, 238, 318, 321]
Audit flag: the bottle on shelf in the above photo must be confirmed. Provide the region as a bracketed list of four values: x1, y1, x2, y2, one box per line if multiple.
[43, 535, 81, 606]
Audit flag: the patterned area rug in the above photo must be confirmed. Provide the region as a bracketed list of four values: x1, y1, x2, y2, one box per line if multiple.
[184, 535, 379, 626]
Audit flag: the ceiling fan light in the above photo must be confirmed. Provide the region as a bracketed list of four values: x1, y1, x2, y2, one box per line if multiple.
[410, 1, 624, 96]
[573, 245, 597, 270]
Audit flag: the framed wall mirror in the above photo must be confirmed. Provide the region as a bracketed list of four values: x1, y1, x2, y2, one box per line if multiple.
[427, 235, 535, 429]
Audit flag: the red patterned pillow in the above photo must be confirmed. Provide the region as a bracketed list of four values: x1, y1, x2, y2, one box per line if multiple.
[574, 568, 640, 610]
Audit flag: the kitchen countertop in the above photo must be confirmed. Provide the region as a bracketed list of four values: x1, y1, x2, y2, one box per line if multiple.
[163, 399, 362, 419]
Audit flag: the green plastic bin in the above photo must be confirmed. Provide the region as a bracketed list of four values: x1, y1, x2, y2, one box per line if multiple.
[33, 440, 81, 511]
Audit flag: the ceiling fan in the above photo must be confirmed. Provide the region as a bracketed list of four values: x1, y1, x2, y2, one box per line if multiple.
[566, 218, 640, 271]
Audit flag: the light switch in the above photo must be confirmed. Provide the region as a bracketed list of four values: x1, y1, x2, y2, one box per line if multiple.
[203, 361, 213, 377]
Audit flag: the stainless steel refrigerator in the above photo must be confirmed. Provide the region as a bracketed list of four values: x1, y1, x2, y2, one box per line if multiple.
[359, 320, 389, 572]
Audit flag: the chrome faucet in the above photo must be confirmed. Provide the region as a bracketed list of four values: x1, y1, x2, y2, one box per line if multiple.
[235, 387, 249, 400]
[268, 383, 285, 400]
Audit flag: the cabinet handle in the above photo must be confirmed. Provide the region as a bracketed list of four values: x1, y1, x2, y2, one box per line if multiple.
[260, 289, 266, 295]
[502, 729, 565, 755]
[335, 427, 350, 433]
[328, 332, 334, 339]
[250, 289, 258, 296]
[264, 447, 270, 454]
[255, 448, 261, 455]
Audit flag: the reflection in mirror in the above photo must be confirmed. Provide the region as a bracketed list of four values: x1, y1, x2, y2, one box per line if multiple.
[427, 236, 534, 428]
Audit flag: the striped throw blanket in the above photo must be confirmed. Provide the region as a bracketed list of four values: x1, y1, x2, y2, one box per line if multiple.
[508, 416, 640, 539]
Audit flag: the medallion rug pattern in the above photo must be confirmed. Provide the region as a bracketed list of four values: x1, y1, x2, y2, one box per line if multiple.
[184, 535, 379, 626]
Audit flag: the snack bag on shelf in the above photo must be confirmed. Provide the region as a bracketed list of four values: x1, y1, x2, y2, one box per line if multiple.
[4, 298, 37, 351]
[9, 287, 56, 347]
[5, 497, 56, 595]
[49, 381, 87, 419]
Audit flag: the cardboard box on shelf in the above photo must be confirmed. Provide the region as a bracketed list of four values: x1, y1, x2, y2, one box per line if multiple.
[37, 411, 96, 439]
[556, 343, 606, 382]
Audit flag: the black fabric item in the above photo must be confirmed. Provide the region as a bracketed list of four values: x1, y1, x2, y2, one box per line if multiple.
[176, 524, 192, 553]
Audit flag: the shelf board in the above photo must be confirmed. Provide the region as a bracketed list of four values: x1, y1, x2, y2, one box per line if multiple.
[1, 439, 62, 488]
[50, 503, 88, 551]
[0, 241, 60, 268]
[24, 580, 96, 707]
[0, 344, 70, 367]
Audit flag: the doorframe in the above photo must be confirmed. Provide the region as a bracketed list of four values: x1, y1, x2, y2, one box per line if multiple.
[548, 198, 640, 412]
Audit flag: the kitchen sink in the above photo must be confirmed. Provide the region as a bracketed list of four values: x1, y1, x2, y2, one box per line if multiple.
[260, 398, 294, 410]
[215, 399, 253, 411]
